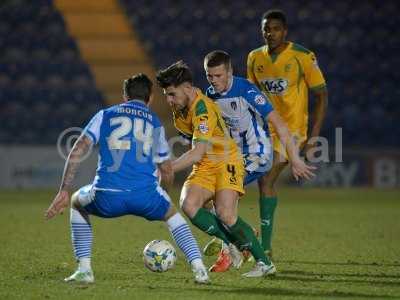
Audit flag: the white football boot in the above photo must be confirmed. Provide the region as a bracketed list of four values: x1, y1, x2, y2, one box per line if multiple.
[242, 261, 276, 278]
[192, 266, 210, 284]
[64, 269, 94, 283]
[228, 243, 243, 269]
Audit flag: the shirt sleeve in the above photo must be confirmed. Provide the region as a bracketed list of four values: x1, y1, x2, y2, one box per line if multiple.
[152, 125, 170, 164]
[243, 83, 274, 118]
[82, 110, 103, 144]
[302, 51, 327, 91]
[192, 100, 216, 144]
[246, 52, 258, 85]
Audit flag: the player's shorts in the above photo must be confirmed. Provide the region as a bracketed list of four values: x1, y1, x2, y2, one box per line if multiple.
[77, 184, 171, 221]
[184, 160, 245, 195]
[272, 133, 306, 161]
[243, 152, 273, 185]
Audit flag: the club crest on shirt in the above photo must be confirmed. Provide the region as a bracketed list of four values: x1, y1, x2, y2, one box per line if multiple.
[198, 121, 209, 134]
[230, 101, 237, 111]
[256, 65, 264, 73]
[254, 95, 266, 105]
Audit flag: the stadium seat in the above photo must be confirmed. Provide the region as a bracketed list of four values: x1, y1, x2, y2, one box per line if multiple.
[118, 0, 398, 146]
[0, 0, 104, 145]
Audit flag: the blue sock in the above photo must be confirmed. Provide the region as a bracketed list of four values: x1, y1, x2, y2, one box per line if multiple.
[70, 208, 92, 271]
[167, 213, 202, 264]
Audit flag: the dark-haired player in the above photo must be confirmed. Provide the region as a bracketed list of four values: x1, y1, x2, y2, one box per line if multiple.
[247, 9, 328, 256]
[156, 61, 275, 277]
[45, 74, 209, 284]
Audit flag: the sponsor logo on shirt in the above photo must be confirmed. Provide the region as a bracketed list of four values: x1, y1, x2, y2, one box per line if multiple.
[222, 116, 240, 130]
[261, 78, 288, 94]
[198, 122, 209, 134]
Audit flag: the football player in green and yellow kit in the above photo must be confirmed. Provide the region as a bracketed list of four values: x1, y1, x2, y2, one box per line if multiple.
[247, 9, 328, 258]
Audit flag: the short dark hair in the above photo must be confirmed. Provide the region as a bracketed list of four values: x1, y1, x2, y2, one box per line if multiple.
[156, 60, 193, 89]
[123, 73, 153, 103]
[261, 9, 287, 28]
[204, 50, 231, 69]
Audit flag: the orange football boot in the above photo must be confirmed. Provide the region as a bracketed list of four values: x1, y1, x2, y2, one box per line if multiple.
[209, 249, 232, 272]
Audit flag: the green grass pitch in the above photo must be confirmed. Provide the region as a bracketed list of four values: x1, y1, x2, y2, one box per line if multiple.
[0, 187, 399, 299]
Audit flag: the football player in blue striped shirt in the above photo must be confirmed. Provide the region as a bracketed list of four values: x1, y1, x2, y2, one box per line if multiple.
[203, 51, 315, 275]
[45, 74, 209, 284]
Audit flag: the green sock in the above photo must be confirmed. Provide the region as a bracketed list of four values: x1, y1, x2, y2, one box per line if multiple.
[259, 196, 277, 251]
[190, 208, 230, 245]
[229, 217, 271, 265]
[215, 217, 238, 245]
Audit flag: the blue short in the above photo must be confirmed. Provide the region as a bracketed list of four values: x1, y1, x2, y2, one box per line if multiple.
[244, 171, 266, 186]
[243, 152, 273, 185]
[77, 184, 171, 221]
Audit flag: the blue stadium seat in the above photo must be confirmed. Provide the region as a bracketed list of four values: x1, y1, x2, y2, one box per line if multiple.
[120, 0, 399, 146]
[0, 0, 104, 145]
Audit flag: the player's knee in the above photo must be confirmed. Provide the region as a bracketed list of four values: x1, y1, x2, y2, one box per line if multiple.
[215, 207, 237, 226]
[261, 182, 274, 195]
[71, 191, 80, 209]
[203, 200, 213, 210]
[179, 196, 198, 219]
[258, 175, 273, 193]
[218, 213, 237, 227]
[163, 203, 177, 220]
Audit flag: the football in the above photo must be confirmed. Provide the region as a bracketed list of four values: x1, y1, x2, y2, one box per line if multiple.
[143, 240, 177, 272]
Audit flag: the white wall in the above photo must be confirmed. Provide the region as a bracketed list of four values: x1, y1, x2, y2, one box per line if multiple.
[0, 146, 98, 189]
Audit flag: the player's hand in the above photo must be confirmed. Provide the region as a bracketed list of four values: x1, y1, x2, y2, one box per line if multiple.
[291, 158, 316, 181]
[45, 190, 70, 220]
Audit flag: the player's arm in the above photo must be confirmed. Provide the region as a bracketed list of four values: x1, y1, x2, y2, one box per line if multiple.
[172, 99, 214, 173]
[267, 111, 315, 180]
[45, 134, 93, 219]
[152, 123, 174, 190]
[45, 110, 102, 220]
[305, 86, 328, 159]
[302, 51, 329, 159]
[244, 86, 314, 180]
[157, 159, 174, 191]
[171, 141, 208, 173]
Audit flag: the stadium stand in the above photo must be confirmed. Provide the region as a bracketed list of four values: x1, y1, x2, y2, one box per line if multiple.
[119, 0, 399, 147]
[0, 0, 398, 147]
[0, 0, 104, 144]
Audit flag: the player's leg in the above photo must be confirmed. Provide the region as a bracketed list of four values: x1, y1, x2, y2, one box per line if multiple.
[180, 183, 232, 246]
[257, 151, 288, 255]
[202, 158, 270, 260]
[201, 200, 224, 256]
[65, 184, 127, 283]
[213, 160, 276, 277]
[214, 188, 276, 277]
[135, 185, 209, 283]
[64, 185, 95, 283]
[162, 203, 209, 284]
[214, 189, 265, 262]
